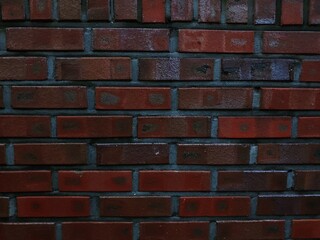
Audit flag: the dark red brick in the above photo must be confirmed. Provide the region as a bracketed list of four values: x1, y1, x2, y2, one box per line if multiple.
[258, 143, 320, 165]
[14, 143, 88, 165]
[254, 0, 276, 25]
[216, 220, 285, 240]
[0, 57, 47, 81]
[58, 171, 132, 192]
[217, 171, 287, 191]
[0, 197, 9, 218]
[57, 116, 132, 138]
[292, 220, 320, 239]
[257, 195, 320, 215]
[298, 117, 320, 138]
[140, 222, 210, 240]
[0, 145, 5, 165]
[139, 58, 214, 81]
[30, 0, 52, 20]
[100, 197, 172, 217]
[0, 116, 50, 138]
[171, 0, 193, 21]
[138, 116, 211, 138]
[97, 144, 169, 165]
[7, 28, 84, 51]
[139, 171, 211, 192]
[309, 0, 320, 24]
[295, 171, 320, 191]
[1, 0, 25, 20]
[56, 57, 131, 81]
[177, 144, 250, 165]
[179, 88, 252, 109]
[96, 87, 171, 110]
[12, 86, 87, 109]
[0, 223, 56, 240]
[300, 60, 320, 82]
[179, 197, 250, 217]
[179, 30, 254, 53]
[62, 222, 133, 240]
[114, 0, 137, 21]
[93, 28, 169, 51]
[198, 0, 221, 23]
[226, 0, 248, 23]
[263, 31, 320, 54]
[261, 88, 320, 110]
[281, 0, 303, 25]
[59, 0, 81, 20]
[17, 196, 90, 217]
[142, 0, 165, 23]
[0, 171, 51, 192]
[218, 117, 291, 138]
[221, 59, 297, 81]
[88, 0, 109, 21]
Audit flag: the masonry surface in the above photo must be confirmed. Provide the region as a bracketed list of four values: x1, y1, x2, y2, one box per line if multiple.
[0, 0, 320, 239]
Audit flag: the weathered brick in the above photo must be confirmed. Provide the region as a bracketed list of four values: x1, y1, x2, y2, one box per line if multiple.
[171, 0, 193, 21]
[198, 0, 221, 23]
[30, 0, 52, 20]
[226, 0, 248, 23]
[309, 0, 320, 25]
[142, 0, 165, 23]
[1, 0, 25, 20]
[59, 0, 81, 20]
[254, 0, 276, 25]
[114, 0, 137, 21]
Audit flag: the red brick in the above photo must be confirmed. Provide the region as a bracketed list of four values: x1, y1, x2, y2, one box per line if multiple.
[198, 0, 221, 23]
[0, 57, 47, 81]
[142, 0, 165, 23]
[261, 88, 320, 110]
[177, 144, 250, 165]
[62, 222, 132, 240]
[7, 28, 84, 51]
[58, 171, 132, 192]
[221, 58, 297, 81]
[0, 171, 51, 192]
[114, 0, 137, 21]
[88, 0, 109, 21]
[11, 86, 87, 109]
[281, 0, 303, 25]
[226, 0, 248, 23]
[59, 0, 81, 20]
[171, 0, 193, 21]
[93, 28, 169, 51]
[1, 0, 25, 20]
[300, 60, 320, 82]
[258, 143, 320, 165]
[56, 57, 131, 81]
[309, 0, 320, 24]
[179, 197, 250, 217]
[295, 171, 320, 191]
[217, 171, 287, 192]
[139, 171, 211, 192]
[57, 116, 132, 138]
[179, 88, 252, 109]
[219, 117, 291, 139]
[139, 58, 214, 81]
[100, 197, 171, 217]
[292, 220, 320, 239]
[0, 197, 9, 218]
[96, 87, 171, 110]
[97, 144, 169, 165]
[17, 196, 90, 217]
[140, 222, 210, 240]
[254, 0, 276, 24]
[30, 0, 52, 20]
[0, 144, 5, 165]
[138, 116, 211, 138]
[257, 195, 320, 215]
[298, 117, 320, 138]
[216, 220, 285, 240]
[14, 143, 87, 165]
[179, 30, 254, 53]
[263, 31, 320, 54]
[0, 116, 50, 138]
[0, 223, 55, 240]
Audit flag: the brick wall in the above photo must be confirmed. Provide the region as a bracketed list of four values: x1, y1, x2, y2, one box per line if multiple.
[0, 0, 320, 239]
